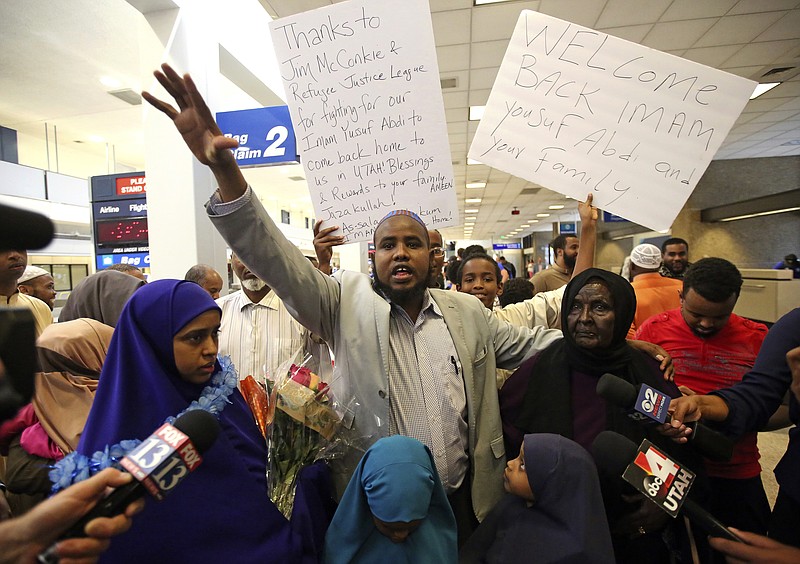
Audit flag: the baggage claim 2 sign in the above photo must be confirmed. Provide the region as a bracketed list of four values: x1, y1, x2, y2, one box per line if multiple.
[216, 106, 298, 167]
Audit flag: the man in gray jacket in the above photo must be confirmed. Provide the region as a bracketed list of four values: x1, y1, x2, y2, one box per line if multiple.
[144, 64, 563, 538]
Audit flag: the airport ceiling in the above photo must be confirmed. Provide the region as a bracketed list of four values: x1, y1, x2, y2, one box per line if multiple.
[1, 0, 798, 241]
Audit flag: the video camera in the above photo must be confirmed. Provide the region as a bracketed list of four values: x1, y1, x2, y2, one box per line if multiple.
[0, 308, 36, 423]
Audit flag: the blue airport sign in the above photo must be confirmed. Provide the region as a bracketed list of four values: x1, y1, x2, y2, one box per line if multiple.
[216, 106, 297, 166]
[559, 222, 577, 234]
[603, 211, 628, 223]
[96, 252, 150, 270]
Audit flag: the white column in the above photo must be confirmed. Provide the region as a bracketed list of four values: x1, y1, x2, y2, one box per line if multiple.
[136, 5, 229, 285]
[338, 242, 371, 274]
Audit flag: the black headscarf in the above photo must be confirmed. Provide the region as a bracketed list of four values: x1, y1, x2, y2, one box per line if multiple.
[560, 268, 637, 375]
[459, 434, 615, 564]
[507, 268, 667, 443]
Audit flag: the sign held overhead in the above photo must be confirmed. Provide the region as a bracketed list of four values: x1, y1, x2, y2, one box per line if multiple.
[269, 0, 458, 243]
[469, 11, 756, 232]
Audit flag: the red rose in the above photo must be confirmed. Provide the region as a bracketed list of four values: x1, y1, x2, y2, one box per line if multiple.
[290, 364, 312, 388]
[316, 382, 329, 398]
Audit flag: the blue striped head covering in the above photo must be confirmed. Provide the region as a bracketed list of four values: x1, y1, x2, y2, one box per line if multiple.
[377, 209, 427, 231]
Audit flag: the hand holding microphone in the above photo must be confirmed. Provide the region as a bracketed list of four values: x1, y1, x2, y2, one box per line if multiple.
[592, 430, 743, 543]
[38, 410, 220, 563]
[596, 373, 734, 462]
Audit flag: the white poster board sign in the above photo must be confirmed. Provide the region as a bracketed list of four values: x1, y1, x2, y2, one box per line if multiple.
[269, 0, 457, 242]
[469, 11, 756, 231]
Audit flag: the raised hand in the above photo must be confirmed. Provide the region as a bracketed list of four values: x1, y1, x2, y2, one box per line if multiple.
[142, 64, 246, 201]
[578, 193, 598, 226]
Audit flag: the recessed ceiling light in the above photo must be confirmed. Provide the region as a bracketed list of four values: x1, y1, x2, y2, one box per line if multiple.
[465, 208, 480, 214]
[100, 76, 122, 89]
[464, 222, 475, 226]
[465, 198, 482, 203]
[469, 106, 485, 121]
[548, 204, 565, 210]
[521, 224, 530, 228]
[465, 216, 477, 220]
[536, 213, 550, 218]
[750, 82, 781, 100]
[466, 182, 486, 189]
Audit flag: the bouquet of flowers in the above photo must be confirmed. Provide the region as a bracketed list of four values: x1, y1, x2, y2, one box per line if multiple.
[241, 350, 343, 518]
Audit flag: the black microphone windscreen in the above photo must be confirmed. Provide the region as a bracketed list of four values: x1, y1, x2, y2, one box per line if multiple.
[596, 373, 638, 408]
[0, 203, 54, 250]
[172, 410, 220, 454]
[592, 430, 638, 476]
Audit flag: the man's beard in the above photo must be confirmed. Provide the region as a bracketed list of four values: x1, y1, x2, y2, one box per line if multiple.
[669, 261, 687, 274]
[241, 278, 268, 292]
[563, 253, 577, 271]
[374, 275, 428, 308]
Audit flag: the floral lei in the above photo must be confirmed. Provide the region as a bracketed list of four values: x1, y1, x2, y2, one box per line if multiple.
[49, 356, 238, 493]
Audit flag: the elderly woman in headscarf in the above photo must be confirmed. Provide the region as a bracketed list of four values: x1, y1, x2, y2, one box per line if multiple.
[460, 433, 614, 564]
[498, 268, 698, 563]
[0, 319, 113, 515]
[59, 269, 144, 327]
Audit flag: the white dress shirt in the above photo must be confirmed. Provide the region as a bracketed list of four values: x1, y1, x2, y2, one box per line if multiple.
[216, 289, 305, 383]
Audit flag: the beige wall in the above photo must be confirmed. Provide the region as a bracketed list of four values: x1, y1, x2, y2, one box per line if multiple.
[596, 155, 800, 271]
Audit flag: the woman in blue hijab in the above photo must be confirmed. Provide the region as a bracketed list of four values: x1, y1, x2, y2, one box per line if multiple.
[52, 280, 307, 563]
[324, 435, 457, 563]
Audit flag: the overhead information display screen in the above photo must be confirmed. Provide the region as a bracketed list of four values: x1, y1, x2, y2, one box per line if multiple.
[96, 217, 149, 247]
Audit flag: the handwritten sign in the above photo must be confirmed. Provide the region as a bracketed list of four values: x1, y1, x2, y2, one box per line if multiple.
[469, 11, 756, 232]
[269, 0, 457, 243]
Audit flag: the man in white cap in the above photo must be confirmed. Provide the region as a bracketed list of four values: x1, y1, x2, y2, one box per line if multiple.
[627, 243, 682, 338]
[17, 265, 56, 310]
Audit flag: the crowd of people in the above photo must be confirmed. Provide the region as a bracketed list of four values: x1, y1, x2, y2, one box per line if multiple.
[0, 63, 799, 563]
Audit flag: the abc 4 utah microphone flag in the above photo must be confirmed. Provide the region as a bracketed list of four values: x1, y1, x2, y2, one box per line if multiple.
[120, 421, 204, 500]
[622, 439, 695, 517]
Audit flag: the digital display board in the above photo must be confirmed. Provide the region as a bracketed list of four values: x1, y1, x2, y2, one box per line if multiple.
[96, 217, 148, 247]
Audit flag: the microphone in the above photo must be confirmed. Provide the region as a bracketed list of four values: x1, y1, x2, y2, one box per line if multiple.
[596, 373, 733, 462]
[596, 372, 671, 424]
[592, 431, 743, 543]
[0, 203, 54, 250]
[38, 410, 220, 563]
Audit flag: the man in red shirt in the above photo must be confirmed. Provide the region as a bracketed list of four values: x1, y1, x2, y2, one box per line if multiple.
[636, 257, 770, 534]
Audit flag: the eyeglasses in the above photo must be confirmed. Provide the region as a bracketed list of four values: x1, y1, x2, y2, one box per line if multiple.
[432, 247, 445, 256]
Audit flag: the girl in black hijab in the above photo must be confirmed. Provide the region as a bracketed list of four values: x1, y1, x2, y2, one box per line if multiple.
[460, 433, 614, 564]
